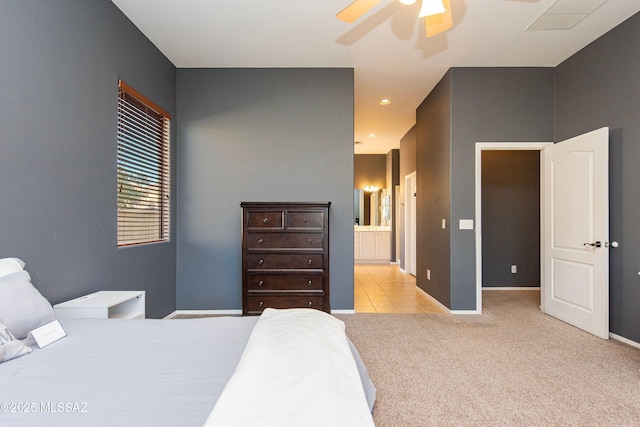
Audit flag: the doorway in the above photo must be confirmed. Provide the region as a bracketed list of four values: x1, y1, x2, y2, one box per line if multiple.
[474, 143, 552, 312]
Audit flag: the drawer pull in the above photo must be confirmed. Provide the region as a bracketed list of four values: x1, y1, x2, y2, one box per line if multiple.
[258, 238, 264, 244]
[308, 238, 312, 245]
[259, 301, 264, 308]
[262, 217, 269, 224]
[308, 259, 312, 265]
[258, 280, 264, 287]
[307, 280, 312, 287]
[258, 259, 264, 265]
[308, 301, 313, 307]
[304, 217, 308, 223]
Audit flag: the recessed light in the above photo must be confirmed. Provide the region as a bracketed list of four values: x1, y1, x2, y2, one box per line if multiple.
[379, 99, 391, 105]
[369, 133, 376, 138]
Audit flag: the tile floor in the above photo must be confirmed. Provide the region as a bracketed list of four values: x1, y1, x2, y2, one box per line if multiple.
[354, 264, 448, 313]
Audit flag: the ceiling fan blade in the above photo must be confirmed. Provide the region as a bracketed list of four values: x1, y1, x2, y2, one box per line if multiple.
[336, 0, 383, 23]
[425, 0, 452, 37]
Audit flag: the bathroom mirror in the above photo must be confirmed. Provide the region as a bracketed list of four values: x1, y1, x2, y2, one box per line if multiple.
[354, 188, 389, 226]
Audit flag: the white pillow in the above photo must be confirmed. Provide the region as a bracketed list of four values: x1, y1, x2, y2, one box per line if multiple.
[0, 320, 32, 363]
[0, 271, 56, 339]
[0, 257, 25, 278]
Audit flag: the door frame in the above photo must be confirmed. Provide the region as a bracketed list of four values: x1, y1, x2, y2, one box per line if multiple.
[474, 142, 552, 313]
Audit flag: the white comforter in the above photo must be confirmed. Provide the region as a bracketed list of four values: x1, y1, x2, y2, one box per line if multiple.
[204, 308, 375, 427]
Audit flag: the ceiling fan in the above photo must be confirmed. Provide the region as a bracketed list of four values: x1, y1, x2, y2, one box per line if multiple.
[336, 0, 453, 37]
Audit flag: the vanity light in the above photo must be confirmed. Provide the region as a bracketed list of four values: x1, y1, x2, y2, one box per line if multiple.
[364, 185, 379, 192]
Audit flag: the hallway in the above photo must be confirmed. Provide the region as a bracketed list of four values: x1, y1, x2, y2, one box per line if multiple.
[354, 264, 447, 313]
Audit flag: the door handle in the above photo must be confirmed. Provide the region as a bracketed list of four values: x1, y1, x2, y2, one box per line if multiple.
[583, 241, 602, 248]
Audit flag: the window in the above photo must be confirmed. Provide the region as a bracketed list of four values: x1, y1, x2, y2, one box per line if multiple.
[117, 80, 171, 246]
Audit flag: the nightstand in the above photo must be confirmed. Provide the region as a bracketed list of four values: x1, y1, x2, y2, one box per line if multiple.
[53, 291, 145, 319]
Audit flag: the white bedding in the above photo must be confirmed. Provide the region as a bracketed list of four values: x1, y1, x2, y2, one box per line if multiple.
[0, 313, 375, 427]
[205, 308, 375, 427]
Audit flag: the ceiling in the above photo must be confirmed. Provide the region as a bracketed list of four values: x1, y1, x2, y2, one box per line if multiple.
[110, 0, 640, 154]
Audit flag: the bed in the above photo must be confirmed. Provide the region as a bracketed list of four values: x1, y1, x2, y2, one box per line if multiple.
[0, 259, 376, 427]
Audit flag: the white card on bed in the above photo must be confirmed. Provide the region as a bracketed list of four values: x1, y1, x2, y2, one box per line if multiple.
[30, 320, 66, 348]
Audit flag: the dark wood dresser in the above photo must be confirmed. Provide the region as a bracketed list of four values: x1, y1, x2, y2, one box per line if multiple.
[241, 202, 330, 315]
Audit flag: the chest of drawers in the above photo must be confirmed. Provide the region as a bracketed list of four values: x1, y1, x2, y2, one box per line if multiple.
[241, 202, 330, 315]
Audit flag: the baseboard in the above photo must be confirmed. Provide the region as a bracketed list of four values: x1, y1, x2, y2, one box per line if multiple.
[415, 287, 481, 314]
[483, 287, 541, 290]
[332, 309, 356, 314]
[609, 333, 640, 349]
[166, 309, 243, 319]
[416, 287, 453, 313]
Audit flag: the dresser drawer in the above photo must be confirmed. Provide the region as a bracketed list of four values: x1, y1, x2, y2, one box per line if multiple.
[241, 202, 330, 315]
[246, 294, 325, 314]
[247, 274, 324, 291]
[247, 254, 324, 269]
[246, 233, 324, 250]
[247, 211, 284, 229]
[287, 211, 324, 229]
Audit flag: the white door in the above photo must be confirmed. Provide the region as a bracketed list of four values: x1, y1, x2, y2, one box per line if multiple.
[541, 127, 609, 339]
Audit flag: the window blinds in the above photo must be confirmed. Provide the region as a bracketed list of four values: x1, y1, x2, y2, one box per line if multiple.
[117, 80, 170, 246]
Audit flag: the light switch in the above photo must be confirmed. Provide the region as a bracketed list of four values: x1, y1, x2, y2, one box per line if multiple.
[441, 219, 446, 229]
[459, 219, 474, 230]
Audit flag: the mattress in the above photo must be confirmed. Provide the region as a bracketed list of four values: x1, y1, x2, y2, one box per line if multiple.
[0, 316, 375, 427]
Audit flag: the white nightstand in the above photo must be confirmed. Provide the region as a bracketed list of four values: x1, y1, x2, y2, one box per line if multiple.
[54, 291, 145, 320]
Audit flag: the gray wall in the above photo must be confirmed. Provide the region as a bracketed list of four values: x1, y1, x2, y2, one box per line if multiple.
[0, 0, 177, 318]
[555, 12, 640, 342]
[449, 67, 554, 309]
[416, 72, 452, 306]
[415, 68, 554, 309]
[176, 68, 354, 310]
[481, 151, 540, 287]
[354, 154, 386, 189]
[386, 149, 400, 261]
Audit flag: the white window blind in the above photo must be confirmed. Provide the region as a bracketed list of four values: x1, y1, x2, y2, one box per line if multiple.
[117, 80, 171, 247]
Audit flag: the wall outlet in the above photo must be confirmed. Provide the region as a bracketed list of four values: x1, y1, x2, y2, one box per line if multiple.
[511, 265, 517, 274]
[427, 269, 431, 280]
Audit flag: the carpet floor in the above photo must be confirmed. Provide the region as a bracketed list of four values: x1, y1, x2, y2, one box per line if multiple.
[337, 290, 640, 426]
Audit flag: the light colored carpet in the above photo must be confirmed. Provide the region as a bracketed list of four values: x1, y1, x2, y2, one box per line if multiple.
[337, 290, 640, 426]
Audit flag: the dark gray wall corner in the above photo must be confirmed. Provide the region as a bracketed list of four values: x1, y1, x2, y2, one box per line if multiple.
[414, 68, 553, 310]
[555, 12, 640, 342]
[448, 67, 554, 309]
[415, 72, 452, 307]
[386, 149, 400, 261]
[176, 68, 355, 311]
[0, 0, 177, 318]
